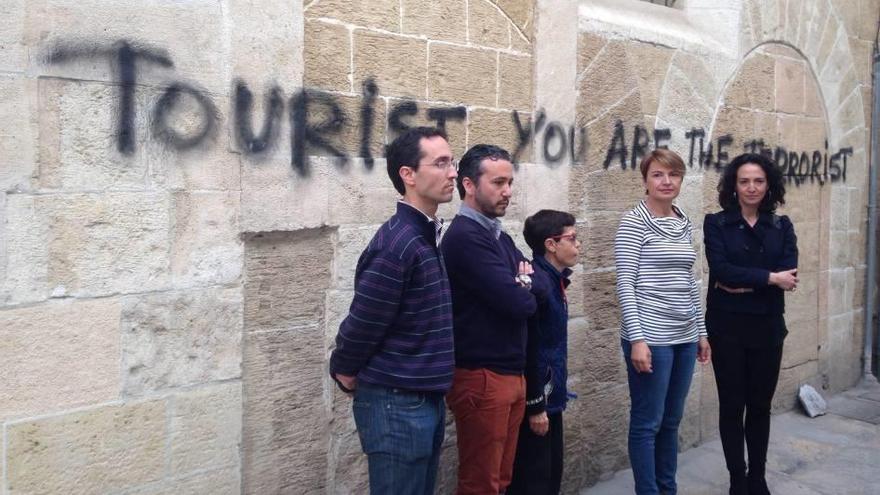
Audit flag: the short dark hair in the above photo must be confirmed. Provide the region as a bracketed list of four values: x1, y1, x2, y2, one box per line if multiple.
[639, 149, 686, 180]
[717, 153, 786, 213]
[524, 209, 577, 256]
[456, 144, 512, 199]
[385, 127, 448, 195]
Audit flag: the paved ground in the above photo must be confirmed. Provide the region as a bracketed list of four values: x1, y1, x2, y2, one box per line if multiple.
[582, 379, 880, 494]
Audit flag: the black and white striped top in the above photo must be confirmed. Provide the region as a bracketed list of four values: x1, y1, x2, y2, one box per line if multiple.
[614, 200, 706, 345]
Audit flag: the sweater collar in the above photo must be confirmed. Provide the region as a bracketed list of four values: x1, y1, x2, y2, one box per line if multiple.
[396, 201, 442, 244]
[533, 255, 572, 288]
[458, 204, 502, 239]
[634, 200, 689, 240]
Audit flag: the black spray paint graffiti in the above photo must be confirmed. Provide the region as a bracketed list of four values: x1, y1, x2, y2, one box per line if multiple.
[44, 40, 851, 186]
[601, 121, 851, 185]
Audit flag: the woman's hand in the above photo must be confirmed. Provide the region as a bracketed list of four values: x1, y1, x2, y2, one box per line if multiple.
[529, 412, 549, 436]
[630, 340, 652, 373]
[697, 337, 711, 364]
[769, 268, 799, 291]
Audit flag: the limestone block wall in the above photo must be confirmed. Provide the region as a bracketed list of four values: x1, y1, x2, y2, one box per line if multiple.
[0, 0, 876, 494]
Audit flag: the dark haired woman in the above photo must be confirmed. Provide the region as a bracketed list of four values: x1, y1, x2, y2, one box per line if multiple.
[704, 153, 798, 495]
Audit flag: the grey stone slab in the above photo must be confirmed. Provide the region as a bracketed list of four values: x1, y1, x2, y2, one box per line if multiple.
[827, 396, 880, 424]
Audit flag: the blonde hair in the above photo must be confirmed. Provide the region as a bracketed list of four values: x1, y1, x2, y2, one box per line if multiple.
[639, 149, 686, 180]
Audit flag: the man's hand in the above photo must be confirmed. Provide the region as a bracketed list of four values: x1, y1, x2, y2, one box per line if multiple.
[335, 373, 357, 393]
[529, 412, 549, 436]
[697, 336, 711, 364]
[769, 269, 799, 291]
[515, 261, 534, 287]
[630, 340, 652, 373]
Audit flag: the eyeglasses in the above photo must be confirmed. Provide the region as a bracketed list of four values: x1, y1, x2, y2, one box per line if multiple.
[422, 158, 458, 171]
[550, 233, 578, 243]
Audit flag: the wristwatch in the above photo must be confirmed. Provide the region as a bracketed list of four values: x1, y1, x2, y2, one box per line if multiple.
[516, 273, 532, 288]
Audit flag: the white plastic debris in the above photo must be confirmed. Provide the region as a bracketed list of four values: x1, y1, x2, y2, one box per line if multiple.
[798, 384, 827, 418]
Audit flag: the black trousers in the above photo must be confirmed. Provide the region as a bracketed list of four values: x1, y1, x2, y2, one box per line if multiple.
[507, 411, 564, 495]
[709, 335, 783, 476]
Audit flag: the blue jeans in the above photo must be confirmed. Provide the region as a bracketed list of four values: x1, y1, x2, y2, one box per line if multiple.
[352, 382, 446, 495]
[622, 340, 697, 495]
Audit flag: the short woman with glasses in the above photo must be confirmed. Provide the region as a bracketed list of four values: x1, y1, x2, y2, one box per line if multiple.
[704, 153, 797, 495]
[614, 149, 711, 495]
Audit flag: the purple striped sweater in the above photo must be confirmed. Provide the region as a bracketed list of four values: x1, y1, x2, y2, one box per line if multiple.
[329, 202, 455, 392]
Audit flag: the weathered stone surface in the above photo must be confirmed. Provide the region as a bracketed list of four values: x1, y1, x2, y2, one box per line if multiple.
[774, 359, 821, 412]
[659, 66, 714, 131]
[582, 211, 626, 271]
[725, 52, 775, 111]
[242, 328, 328, 494]
[0, 75, 35, 191]
[492, 0, 534, 38]
[240, 156, 331, 232]
[385, 99, 468, 156]
[121, 287, 242, 396]
[699, 363, 720, 442]
[573, 169, 645, 217]
[1, 194, 48, 305]
[0, 0, 25, 70]
[169, 382, 242, 475]
[37, 78, 152, 192]
[229, 0, 301, 86]
[125, 468, 240, 495]
[306, 0, 400, 32]
[468, 108, 528, 161]
[244, 227, 334, 332]
[498, 53, 532, 111]
[301, 91, 388, 162]
[304, 19, 351, 92]
[576, 89, 642, 178]
[401, 0, 466, 43]
[577, 40, 638, 124]
[331, 225, 379, 290]
[568, 319, 626, 397]
[29, 0, 228, 93]
[823, 312, 860, 391]
[7, 400, 166, 494]
[0, 298, 120, 421]
[625, 42, 674, 117]
[519, 160, 570, 213]
[816, 20, 842, 76]
[171, 192, 241, 287]
[43, 192, 170, 297]
[327, 160, 399, 226]
[775, 57, 806, 114]
[583, 269, 620, 331]
[428, 44, 498, 106]
[563, 383, 630, 490]
[783, 318, 820, 368]
[577, 31, 606, 75]
[354, 31, 426, 99]
[468, 0, 511, 48]
[804, 71, 824, 117]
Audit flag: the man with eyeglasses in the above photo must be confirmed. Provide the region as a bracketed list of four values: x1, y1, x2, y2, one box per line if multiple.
[329, 127, 458, 494]
[441, 144, 550, 494]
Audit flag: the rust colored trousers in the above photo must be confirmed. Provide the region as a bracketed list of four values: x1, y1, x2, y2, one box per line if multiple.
[446, 368, 525, 495]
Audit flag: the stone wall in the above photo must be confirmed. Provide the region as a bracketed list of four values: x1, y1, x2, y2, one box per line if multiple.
[0, 0, 876, 493]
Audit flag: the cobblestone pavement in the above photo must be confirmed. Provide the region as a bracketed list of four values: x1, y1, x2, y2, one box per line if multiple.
[582, 380, 880, 495]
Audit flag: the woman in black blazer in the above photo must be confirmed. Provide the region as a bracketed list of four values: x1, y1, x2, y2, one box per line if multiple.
[703, 153, 798, 495]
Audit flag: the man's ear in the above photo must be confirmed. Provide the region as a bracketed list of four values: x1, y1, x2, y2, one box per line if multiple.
[544, 237, 556, 254]
[399, 166, 416, 189]
[462, 176, 476, 197]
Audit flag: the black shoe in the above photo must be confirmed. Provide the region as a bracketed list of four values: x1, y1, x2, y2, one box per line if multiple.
[729, 471, 748, 495]
[747, 472, 771, 495]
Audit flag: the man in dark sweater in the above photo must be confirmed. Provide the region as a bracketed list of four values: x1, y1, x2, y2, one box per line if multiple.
[329, 127, 458, 494]
[441, 144, 549, 494]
